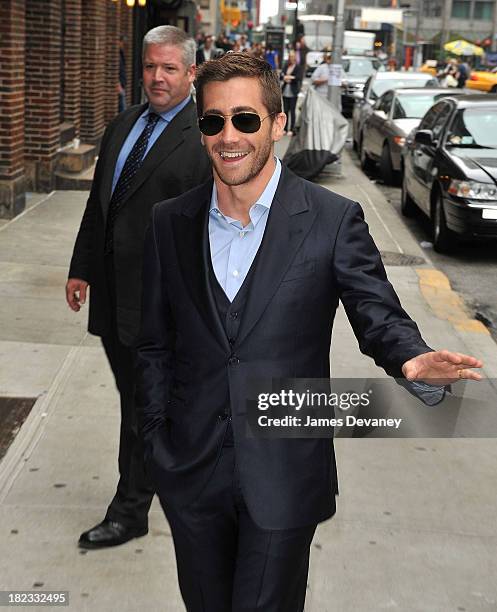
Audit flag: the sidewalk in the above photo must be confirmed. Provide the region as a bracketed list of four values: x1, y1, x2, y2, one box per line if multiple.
[0, 150, 496, 611]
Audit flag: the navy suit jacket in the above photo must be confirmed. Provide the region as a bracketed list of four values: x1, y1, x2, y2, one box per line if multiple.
[135, 165, 432, 529]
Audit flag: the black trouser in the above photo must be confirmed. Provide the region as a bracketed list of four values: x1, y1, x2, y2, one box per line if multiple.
[101, 255, 154, 528]
[283, 96, 297, 132]
[160, 444, 317, 612]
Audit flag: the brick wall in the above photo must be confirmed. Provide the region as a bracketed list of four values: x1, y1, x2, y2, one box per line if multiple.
[121, 4, 134, 107]
[24, 0, 62, 192]
[80, 0, 106, 143]
[63, 0, 82, 136]
[105, 0, 120, 124]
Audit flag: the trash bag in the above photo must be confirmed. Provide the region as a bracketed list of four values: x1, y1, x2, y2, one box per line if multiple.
[283, 87, 349, 180]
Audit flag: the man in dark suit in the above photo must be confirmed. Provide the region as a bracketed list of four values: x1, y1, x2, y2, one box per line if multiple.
[135, 53, 482, 611]
[66, 25, 211, 549]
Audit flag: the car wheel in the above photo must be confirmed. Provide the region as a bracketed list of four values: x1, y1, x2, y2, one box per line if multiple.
[432, 190, 456, 253]
[360, 141, 375, 172]
[379, 143, 398, 185]
[400, 171, 416, 217]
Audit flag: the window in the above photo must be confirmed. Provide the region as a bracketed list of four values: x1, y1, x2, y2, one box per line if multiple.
[424, 2, 442, 17]
[378, 91, 394, 114]
[452, 0, 471, 18]
[474, 1, 493, 19]
[419, 101, 452, 139]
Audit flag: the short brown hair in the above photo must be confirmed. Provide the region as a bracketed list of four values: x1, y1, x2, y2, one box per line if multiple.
[195, 52, 282, 117]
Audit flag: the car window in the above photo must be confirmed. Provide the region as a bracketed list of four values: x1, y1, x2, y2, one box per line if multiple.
[370, 76, 434, 100]
[378, 91, 394, 114]
[446, 108, 497, 148]
[431, 102, 453, 140]
[393, 93, 440, 119]
[419, 101, 451, 131]
[363, 77, 372, 97]
[343, 58, 383, 76]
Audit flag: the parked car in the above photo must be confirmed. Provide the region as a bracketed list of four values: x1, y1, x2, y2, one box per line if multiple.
[401, 94, 497, 252]
[340, 55, 385, 116]
[360, 88, 466, 184]
[352, 71, 438, 153]
[465, 66, 497, 92]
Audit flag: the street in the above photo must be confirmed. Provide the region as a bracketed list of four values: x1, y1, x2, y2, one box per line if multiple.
[348, 141, 497, 344]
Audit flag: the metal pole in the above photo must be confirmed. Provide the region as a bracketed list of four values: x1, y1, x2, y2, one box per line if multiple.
[328, 0, 345, 110]
[491, 1, 497, 52]
[414, 0, 423, 68]
[402, 11, 408, 68]
[293, 1, 299, 45]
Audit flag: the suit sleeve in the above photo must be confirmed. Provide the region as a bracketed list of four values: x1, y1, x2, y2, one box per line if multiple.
[333, 201, 432, 378]
[68, 123, 113, 282]
[134, 207, 174, 443]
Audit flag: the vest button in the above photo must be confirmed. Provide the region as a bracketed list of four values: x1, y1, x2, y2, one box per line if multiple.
[218, 412, 229, 421]
[228, 356, 240, 366]
[228, 337, 236, 345]
[230, 311, 238, 319]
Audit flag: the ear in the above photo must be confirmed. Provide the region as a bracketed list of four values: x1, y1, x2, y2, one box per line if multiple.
[187, 63, 196, 84]
[272, 112, 287, 143]
[200, 133, 205, 146]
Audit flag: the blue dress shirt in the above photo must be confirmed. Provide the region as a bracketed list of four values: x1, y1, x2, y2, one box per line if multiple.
[111, 95, 192, 195]
[209, 158, 282, 302]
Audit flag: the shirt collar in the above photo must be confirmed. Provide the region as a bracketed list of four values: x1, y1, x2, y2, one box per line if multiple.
[209, 157, 282, 215]
[141, 95, 191, 124]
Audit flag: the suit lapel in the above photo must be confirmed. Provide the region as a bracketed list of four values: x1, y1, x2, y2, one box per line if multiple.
[171, 181, 231, 352]
[102, 100, 197, 221]
[100, 104, 147, 217]
[236, 167, 318, 347]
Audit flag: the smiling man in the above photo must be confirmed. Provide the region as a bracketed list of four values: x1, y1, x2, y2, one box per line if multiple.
[66, 26, 210, 550]
[136, 53, 482, 611]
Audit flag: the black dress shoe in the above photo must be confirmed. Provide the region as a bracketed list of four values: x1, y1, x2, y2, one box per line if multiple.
[78, 519, 148, 549]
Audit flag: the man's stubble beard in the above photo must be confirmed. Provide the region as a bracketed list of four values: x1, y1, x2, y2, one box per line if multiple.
[210, 136, 273, 187]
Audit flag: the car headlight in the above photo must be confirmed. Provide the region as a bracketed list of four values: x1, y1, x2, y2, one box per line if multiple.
[447, 179, 497, 200]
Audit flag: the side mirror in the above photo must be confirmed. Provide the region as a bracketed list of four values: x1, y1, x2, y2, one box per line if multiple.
[374, 109, 387, 119]
[352, 91, 364, 101]
[414, 129, 434, 146]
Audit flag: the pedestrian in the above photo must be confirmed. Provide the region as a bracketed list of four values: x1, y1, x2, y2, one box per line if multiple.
[456, 59, 469, 88]
[117, 35, 127, 113]
[135, 52, 483, 611]
[311, 52, 331, 96]
[196, 34, 220, 65]
[280, 49, 304, 135]
[264, 43, 279, 70]
[66, 25, 211, 550]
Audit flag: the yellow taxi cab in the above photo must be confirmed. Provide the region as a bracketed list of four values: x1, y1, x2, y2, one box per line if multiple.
[420, 60, 437, 76]
[465, 66, 497, 92]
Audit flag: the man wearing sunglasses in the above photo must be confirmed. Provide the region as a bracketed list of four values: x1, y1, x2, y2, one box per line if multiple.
[136, 53, 482, 611]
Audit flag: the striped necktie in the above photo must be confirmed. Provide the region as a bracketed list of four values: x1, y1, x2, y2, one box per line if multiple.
[104, 112, 160, 254]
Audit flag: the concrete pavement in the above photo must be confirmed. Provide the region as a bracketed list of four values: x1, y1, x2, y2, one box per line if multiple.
[0, 149, 496, 611]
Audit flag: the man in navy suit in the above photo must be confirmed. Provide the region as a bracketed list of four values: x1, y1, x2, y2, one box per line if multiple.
[136, 53, 482, 611]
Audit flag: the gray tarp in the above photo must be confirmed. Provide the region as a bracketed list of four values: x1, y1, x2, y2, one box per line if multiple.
[283, 87, 349, 180]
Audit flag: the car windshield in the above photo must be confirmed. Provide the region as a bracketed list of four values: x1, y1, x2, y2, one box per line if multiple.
[343, 58, 383, 76]
[447, 108, 497, 149]
[393, 93, 440, 119]
[371, 77, 435, 100]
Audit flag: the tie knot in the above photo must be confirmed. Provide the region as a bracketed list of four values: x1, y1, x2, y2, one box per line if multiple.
[147, 112, 160, 127]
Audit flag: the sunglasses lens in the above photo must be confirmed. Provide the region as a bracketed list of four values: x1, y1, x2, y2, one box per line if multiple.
[199, 115, 225, 136]
[232, 113, 262, 133]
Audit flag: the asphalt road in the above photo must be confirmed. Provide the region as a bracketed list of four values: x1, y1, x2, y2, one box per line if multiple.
[347, 142, 497, 343]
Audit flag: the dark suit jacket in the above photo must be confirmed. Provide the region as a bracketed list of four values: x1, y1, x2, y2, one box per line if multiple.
[135, 165, 432, 529]
[280, 62, 304, 96]
[68, 99, 211, 346]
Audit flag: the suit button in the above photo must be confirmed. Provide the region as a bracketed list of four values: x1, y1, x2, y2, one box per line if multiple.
[228, 356, 240, 366]
[228, 337, 236, 346]
[218, 413, 229, 421]
[230, 311, 238, 319]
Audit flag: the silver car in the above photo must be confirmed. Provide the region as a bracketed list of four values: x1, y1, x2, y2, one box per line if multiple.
[360, 88, 466, 184]
[352, 71, 438, 154]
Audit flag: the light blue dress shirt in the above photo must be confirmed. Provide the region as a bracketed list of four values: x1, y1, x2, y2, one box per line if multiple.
[209, 158, 282, 302]
[111, 95, 191, 195]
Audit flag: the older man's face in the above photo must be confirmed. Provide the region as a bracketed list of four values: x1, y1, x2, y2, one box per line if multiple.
[142, 44, 194, 113]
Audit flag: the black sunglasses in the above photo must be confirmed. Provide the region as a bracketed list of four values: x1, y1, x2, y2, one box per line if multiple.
[198, 112, 275, 136]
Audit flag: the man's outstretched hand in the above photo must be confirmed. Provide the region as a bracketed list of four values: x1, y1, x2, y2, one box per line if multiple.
[66, 278, 89, 312]
[402, 350, 483, 386]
